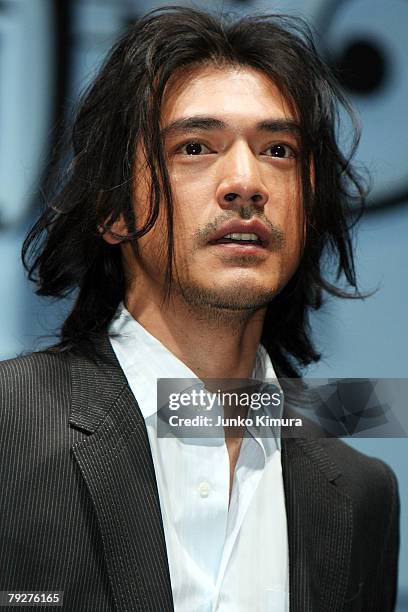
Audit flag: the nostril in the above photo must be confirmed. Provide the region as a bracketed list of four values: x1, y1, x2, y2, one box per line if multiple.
[224, 193, 238, 202]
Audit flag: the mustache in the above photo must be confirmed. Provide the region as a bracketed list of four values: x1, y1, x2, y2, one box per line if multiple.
[194, 210, 285, 250]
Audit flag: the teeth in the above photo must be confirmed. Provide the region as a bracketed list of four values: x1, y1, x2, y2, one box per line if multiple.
[222, 233, 259, 241]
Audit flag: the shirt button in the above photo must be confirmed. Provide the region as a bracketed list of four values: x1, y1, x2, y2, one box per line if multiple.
[198, 481, 211, 498]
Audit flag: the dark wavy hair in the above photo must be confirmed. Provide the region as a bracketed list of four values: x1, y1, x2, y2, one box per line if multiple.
[22, 5, 367, 377]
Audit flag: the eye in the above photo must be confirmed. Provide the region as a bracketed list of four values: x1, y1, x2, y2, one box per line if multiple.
[263, 143, 296, 158]
[179, 141, 211, 155]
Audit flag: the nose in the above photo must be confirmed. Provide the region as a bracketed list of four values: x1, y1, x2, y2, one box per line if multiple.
[215, 143, 269, 210]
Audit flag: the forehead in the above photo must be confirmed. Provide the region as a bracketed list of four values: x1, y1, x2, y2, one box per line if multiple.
[160, 64, 296, 128]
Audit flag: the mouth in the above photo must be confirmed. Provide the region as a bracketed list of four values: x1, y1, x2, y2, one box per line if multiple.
[208, 218, 272, 261]
[207, 219, 272, 251]
[208, 231, 267, 255]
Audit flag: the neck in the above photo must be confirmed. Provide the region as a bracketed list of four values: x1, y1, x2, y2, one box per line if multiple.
[124, 290, 266, 380]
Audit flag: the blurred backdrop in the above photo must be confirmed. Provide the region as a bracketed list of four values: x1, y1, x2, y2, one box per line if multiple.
[1, 0, 407, 606]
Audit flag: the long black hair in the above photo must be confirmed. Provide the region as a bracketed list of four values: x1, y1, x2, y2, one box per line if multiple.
[22, 5, 367, 377]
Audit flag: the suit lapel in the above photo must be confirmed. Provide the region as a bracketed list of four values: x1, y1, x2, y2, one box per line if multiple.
[68, 336, 174, 612]
[282, 434, 353, 612]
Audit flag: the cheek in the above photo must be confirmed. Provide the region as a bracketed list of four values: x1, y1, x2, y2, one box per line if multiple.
[170, 187, 209, 248]
[170, 156, 218, 192]
[271, 187, 304, 261]
[287, 211, 304, 260]
[171, 172, 214, 221]
[286, 218, 305, 273]
[271, 178, 303, 228]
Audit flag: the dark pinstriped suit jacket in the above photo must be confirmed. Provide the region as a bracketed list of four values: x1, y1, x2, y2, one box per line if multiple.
[0, 334, 399, 611]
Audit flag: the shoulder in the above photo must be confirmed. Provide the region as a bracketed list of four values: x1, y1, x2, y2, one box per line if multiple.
[320, 436, 397, 492]
[286, 405, 398, 501]
[0, 350, 72, 424]
[0, 349, 70, 394]
[290, 429, 399, 524]
[318, 437, 399, 530]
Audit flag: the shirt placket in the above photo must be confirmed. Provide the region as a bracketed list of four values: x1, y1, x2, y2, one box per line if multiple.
[212, 433, 266, 611]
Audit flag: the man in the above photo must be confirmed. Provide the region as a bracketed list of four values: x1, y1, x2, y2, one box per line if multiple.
[0, 6, 399, 611]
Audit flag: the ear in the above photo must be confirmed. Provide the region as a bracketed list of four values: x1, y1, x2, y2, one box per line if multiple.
[99, 214, 129, 245]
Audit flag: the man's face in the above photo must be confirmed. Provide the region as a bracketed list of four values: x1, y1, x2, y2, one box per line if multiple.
[129, 64, 305, 313]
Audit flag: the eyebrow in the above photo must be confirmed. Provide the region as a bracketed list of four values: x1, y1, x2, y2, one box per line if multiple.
[161, 116, 301, 138]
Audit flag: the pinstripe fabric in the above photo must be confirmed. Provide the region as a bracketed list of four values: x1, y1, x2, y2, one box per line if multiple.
[281, 433, 399, 611]
[0, 351, 115, 611]
[0, 335, 399, 611]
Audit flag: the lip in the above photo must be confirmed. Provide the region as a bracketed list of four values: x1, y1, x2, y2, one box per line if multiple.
[207, 242, 266, 256]
[207, 219, 271, 247]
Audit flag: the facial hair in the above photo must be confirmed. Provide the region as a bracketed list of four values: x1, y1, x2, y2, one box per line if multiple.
[167, 211, 284, 322]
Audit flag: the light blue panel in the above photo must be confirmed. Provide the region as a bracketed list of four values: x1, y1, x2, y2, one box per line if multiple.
[0, 229, 28, 358]
[307, 204, 408, 379]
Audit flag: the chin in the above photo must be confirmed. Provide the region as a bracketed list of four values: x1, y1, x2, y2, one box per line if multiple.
[177, 280, 279, 311]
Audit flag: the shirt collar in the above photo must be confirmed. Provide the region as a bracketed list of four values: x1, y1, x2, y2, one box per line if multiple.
[109, 302, 282, 450]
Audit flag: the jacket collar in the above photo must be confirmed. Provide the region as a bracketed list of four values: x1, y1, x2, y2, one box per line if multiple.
[68, 332, 353, 611]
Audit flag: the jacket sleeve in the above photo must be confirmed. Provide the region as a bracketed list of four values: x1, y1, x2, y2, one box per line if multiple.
[361, 463, 400, 611]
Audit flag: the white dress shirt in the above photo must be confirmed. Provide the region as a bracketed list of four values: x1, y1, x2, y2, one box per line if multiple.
[109, 304, 289, 611]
